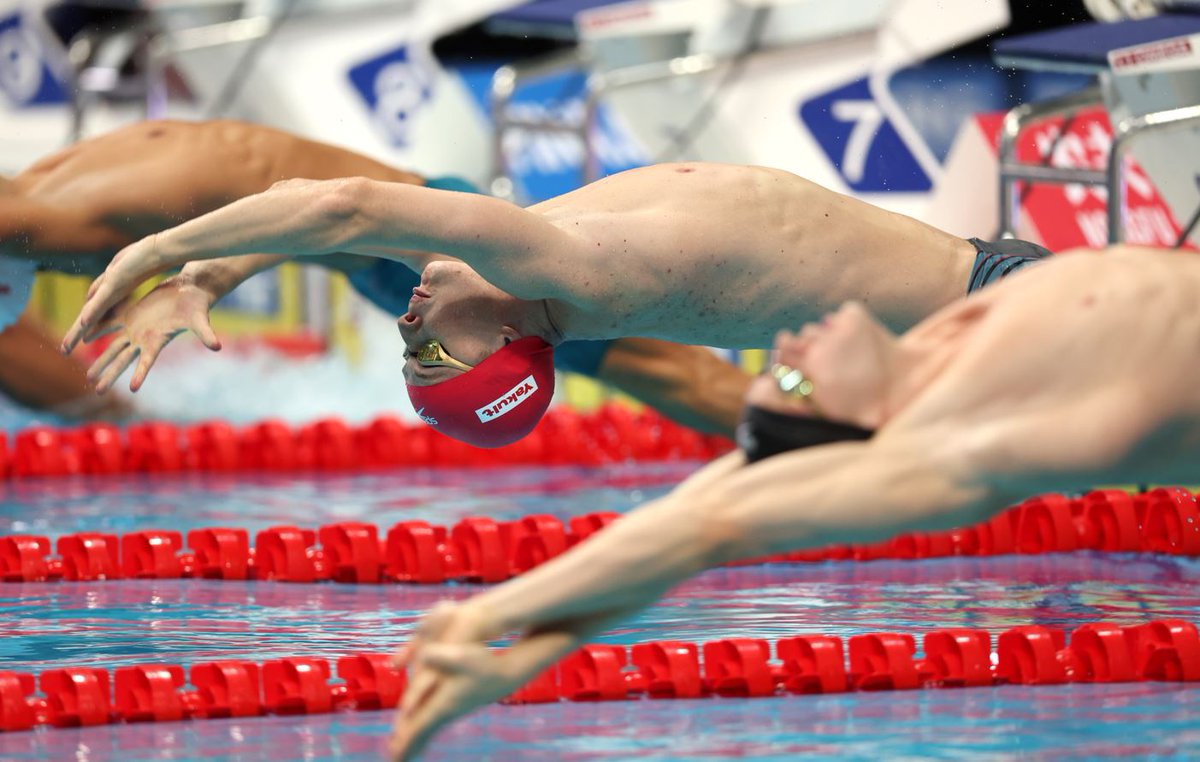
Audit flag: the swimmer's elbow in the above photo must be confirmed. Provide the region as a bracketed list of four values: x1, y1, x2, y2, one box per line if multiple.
[308, 177, 376, 250]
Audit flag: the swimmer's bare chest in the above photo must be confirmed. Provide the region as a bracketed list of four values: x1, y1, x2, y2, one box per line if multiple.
[534, 164, 857, 347]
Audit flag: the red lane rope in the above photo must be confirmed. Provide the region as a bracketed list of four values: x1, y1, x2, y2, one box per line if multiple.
[0, 404, 734, 479]
[2, 619, 1198, 733]
[2, 488, 1198, 585]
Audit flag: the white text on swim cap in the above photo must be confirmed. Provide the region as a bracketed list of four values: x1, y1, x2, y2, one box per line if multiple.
[415, 407, 438, 426]
[476, 375, 538, 423]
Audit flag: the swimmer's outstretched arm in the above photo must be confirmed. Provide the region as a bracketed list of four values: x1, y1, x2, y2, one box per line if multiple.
[65, 178, 579, 350]
[390, 433, 996, 760]
[471, 432, 989, 636]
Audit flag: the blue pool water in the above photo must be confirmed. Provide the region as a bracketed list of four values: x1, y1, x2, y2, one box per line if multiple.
[2, 465, 1199, 761]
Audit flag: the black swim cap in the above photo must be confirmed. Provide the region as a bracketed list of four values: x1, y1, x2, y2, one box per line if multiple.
[736, 405, 874, 464]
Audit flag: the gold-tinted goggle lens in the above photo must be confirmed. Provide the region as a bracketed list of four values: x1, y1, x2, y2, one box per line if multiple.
[410, 340, 474, 371]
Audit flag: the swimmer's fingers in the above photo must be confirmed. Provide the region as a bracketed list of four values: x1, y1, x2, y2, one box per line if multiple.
[94, 344, 139, 395]
[401, 600, 466, 672]
[127, 315, 219, 392]
[774, 328, 815, 368]
[416, 643, 490, 675]
[392, 643, 416, 672]
[399, 658, 440, 716]
[85, 271, 104, 300]
[391, 682, 456, 762]
[190, 313, 222, 352]
[73, 237, 170, 348]
[62, 305, 95, 355]
[390, 645, 504, 762]
[74, 277, 127, 345]
[81, 320, 122, 344]
[128, 333, 177, 393]
[80, 296, 136, 344]
[86, 337, 131, 387]
[63, 279, 115, 354]
[772, 329, 813, 359]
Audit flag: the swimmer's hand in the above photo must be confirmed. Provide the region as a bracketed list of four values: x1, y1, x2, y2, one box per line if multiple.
[64, 234, 175, 354]
[83, 274, 221, 394]
[389, 601, 521, 761]
[390, 599, 646, 761]
[390, 601, 582, 762]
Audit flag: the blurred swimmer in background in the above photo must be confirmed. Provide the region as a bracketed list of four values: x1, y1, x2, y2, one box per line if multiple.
[1, 119, 748, 433]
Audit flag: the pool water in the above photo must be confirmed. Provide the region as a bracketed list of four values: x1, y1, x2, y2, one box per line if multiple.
[2, 464, 1199, 761]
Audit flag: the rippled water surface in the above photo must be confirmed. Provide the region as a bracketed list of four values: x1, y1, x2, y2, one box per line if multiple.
[2, 466, 1199, 761]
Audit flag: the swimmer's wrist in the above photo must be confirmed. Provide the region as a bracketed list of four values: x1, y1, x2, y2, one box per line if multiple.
[176, 265, 227, 305]
[460, 595, 510, 638]
[151, 229, 189, 270]
[180, 254, 287, 304]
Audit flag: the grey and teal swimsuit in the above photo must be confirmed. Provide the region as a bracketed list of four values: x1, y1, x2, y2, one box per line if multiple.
[966, 237, 1052, 293]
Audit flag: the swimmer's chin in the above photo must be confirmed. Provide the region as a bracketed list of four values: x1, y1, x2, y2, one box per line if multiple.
[402, 362, 461, 387]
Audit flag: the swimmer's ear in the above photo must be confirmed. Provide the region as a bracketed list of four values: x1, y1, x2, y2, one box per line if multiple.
[499, 325, 521, 348]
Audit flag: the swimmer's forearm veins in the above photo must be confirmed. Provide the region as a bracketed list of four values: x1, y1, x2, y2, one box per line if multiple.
[154, 179, 370, 263]
[157, 179, 561, 289]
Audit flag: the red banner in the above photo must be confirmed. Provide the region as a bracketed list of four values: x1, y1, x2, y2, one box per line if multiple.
[977, 109, 1192, 251]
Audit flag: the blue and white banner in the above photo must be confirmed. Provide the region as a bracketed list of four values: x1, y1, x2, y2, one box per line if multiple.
[799, 76, 931, 193]
[346, 43, 435, 148]
[218, 271, 281, 316]
[458, 65, 647, 203]
[0, 11, 66, 107]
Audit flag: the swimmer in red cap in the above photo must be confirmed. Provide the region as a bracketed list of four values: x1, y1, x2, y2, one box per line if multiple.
[386, 244, 1200, 759]
[66, 163, 1052, 446]
[2, 120, 746, 433]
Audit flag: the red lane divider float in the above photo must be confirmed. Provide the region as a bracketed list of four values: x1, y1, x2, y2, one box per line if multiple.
[3, 488, 1196, 586]
[2, 619, 1198, 733]
[0, 405, 732, 480]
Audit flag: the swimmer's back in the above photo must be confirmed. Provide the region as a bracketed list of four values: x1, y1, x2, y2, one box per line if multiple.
[17, 119, 424, 203]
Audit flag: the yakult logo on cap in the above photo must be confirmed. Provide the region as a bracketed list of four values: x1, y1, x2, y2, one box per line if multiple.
[414, 408, 437, 426]
[476, 375, 538, 423]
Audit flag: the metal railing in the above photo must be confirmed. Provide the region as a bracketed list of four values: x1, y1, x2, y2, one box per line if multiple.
[998, 80, 1200, 246]
[489, 49, 726, 202]
[1108, 102, 1200, 244]
[997, 84, 1104, 240]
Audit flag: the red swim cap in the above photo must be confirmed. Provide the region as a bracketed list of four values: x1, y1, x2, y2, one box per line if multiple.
[405, 336, 555, 448]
